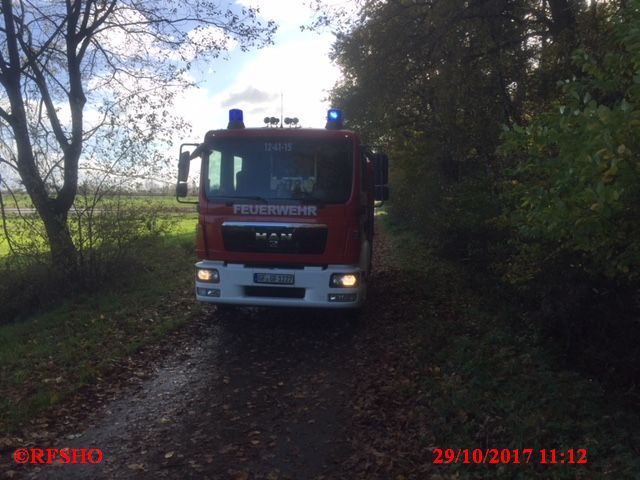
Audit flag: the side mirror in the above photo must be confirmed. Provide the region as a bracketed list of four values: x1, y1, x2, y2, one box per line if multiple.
[372, 153, 389, 201]
[178, 150, 190, 182]
[176, 182, 189, 197]
[176, 150, 191, 198]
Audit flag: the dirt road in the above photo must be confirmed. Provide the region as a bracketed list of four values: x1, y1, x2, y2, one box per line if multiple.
[36, 312, 360, 479]
[11, 225, 425, 480]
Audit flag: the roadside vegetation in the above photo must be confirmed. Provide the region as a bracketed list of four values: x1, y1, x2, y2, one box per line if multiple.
[314, 1, 640, 476]
[325, 0, 640, 395]
[0, 198, 199, 432]
[0, 1, 275, 279]
[0, 192, 196, 320]
[0, 0, 272, 436]
[1, 192, 198, 211]
[359, 215, 640, 478]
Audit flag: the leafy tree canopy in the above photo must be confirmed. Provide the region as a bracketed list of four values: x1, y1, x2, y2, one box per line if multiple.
[0, 0, 276, 271]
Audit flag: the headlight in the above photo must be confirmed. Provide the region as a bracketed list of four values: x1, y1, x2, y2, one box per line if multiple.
[330, 273, 359, 288]
[196, 268, 220, 283]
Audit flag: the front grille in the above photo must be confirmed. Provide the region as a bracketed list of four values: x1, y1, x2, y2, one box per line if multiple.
[223, 223, 328, 254]
[244, 286, 306, 299]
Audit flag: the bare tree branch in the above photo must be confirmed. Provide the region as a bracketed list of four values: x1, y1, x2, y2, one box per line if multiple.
[0, 0, 276, 270]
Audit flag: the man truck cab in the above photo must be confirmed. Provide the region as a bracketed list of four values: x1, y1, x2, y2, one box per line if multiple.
[177, 108, 389, 309]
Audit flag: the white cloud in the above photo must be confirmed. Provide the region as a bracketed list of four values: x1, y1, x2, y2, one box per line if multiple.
[163, 0, 345, 160]
[205, 33, 340, 129]
[221, 87, 279, 107]
[169, 31, 340, 143]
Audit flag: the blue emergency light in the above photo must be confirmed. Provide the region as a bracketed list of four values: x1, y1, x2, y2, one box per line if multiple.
[325, 108, 343, 130]
[227, 108, 245, 129]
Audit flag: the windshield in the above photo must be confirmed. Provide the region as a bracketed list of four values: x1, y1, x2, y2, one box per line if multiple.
[204, 136, 353, 203]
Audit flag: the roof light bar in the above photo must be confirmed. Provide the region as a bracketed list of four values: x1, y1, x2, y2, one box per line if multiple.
[228, 108, 245, 129]
[325, 108, 343, 130]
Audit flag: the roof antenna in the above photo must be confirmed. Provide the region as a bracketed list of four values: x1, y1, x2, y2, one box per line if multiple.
[280, 91, 283, 128]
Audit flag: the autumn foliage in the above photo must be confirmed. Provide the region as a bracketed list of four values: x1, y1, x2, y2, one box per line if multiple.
[328, 0, 640, 368]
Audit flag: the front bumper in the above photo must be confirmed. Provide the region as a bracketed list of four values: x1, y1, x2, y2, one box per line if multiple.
[194, 260, 365, 308]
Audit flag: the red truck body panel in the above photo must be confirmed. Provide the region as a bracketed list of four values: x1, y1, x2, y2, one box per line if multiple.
[195, 128, 371, 266]
[187, 120, 377, 308]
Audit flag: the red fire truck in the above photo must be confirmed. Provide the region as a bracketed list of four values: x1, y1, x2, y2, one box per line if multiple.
[176, 108, 388, 309]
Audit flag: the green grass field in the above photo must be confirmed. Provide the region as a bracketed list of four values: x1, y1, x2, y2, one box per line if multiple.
[1, 192, 32, 209]
[1, 192, 198, 210]
[0, 194, 198, 257]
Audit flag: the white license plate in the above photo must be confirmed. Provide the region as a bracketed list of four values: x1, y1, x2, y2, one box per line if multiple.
[253, 273, 295, 285]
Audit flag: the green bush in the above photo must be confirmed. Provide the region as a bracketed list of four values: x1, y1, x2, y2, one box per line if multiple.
[499, 4, 640, 285]
[0, 194, 177, 323]
[69, 192, 177, 285]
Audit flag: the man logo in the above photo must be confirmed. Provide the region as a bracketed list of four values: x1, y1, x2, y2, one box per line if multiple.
[255, 232, 293, 248]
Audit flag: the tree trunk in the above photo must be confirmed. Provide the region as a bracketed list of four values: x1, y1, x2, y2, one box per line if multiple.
[11, 117, 79, 276]
[39, 207, 78, 277]
[548, 0, 577, 39]
[1, 0, 80, 278]
[13, 138, 79, 276]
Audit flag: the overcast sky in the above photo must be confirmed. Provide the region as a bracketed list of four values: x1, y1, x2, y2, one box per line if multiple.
[174, 0, 342, 141]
